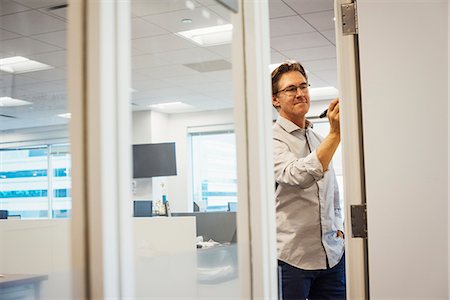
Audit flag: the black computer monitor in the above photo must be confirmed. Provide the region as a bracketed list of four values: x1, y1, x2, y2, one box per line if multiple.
[171, 212, 237, 243]
[0, 210, 8, 219]
[133, 142, 177, 178]
[133, 201, 153, 217]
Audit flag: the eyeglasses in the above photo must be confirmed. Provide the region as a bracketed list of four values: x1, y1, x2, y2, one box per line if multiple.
[275, 83, 310, 96]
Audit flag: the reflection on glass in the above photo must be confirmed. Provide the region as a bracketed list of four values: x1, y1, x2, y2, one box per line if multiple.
[0, 1, 72, 298]
[130, 0, 240, 298]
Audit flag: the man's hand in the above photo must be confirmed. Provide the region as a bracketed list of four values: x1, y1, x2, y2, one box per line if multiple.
[316, 98, 341, 171]
[337, 230, 344, 239]
[327, 98, 340, 136]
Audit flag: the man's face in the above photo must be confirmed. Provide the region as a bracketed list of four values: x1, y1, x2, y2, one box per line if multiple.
[272, 71, 310, 122]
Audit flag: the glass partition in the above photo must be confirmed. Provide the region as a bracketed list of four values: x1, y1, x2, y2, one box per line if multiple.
[0, 0, 73, 298]
[129, 0, 242, 298]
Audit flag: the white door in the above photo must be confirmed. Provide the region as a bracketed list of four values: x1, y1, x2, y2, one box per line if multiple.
[335, 0, 449, 299]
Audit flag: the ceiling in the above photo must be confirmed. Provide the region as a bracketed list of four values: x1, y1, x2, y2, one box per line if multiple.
[0, 0, 336, 131]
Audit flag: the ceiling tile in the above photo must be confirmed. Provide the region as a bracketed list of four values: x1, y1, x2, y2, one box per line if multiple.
[305, 72, 331, 88]
[132, 78, 173, 91]
[194, 0, 218, 6]
[187, 80, 232, 93]
[160, 73, 227, 86]
[0, 37, 60, 57]
[0, 0, 30, 16]
[283, 0, 333, 14]
[0, 73, 42, 89]
[0, 28, 20, 40]
[22, 68, 66, 81]
[132, 0, 200, 17]
[204, 5, 231, 22]
[320, 29, 335, 44]
[205, 44, 231, 59]
[132, 53, 172, 70]
[282, 45, 335, 62]
[302, 10, 334, 31]
[302, 58, 336, 72]
[313, 69, 337, 86]
[270, 15, 315, 37]
[29, 50, 67, 67]
[142, 7, 227, 33]
[133, 34, 196, 54]
[132, 47, 146, 56]
[10, 0, 67, 9]
[132, 18, 169, 39]
[135, 64, 200, 80]
[31, 30, 66, 48]
[271, 31, 332, 52]
[154, 47, 223, 66]
[270, 49, 288, 64]
[14, 82, 62, 98]
[46, 6, 67, 19]
[268, 0, 296, 19]
[0, 10, 66, 36]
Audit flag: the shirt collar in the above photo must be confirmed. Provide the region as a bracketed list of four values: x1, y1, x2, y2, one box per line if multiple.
[276, 116, 313, 133]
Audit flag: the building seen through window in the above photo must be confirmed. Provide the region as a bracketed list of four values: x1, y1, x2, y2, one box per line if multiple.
[190, 130, 237, 212]
[0, 144, 71, 219]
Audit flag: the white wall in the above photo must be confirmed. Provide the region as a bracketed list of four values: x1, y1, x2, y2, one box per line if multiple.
[358, 1, 448, 298]
[448, 1, 450, 297]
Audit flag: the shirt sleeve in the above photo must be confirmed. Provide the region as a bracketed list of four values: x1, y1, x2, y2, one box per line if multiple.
[273, 138, 324, 189]
[333, 175, 344, 232]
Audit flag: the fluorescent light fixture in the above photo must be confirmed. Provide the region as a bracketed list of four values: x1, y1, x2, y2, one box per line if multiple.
[309, 86, 339, 101]
[148, 101, 196, 113]
[176, 24, 232, 47]
[57, 113, 72, 119]
[0, 96, 32, 107]
[0, 56, 53, 74]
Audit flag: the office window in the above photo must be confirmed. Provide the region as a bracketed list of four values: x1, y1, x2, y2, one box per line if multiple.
[0, 144, 71, 219]
[190, 130, 237, 212]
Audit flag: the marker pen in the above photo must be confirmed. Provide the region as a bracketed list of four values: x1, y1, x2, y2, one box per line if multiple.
[319, 109, 328, 118]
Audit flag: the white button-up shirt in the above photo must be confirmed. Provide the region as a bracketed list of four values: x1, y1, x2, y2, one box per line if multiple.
[273, 116, 344, 270]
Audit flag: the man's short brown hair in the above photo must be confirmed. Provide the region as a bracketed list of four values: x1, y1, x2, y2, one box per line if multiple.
[271, 60, 308, 95]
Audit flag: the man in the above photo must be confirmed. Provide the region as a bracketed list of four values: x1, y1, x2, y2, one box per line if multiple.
[272, 61, 345, 300]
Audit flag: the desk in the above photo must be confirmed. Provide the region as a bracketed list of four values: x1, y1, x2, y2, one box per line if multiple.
[0, 274, 48, 300]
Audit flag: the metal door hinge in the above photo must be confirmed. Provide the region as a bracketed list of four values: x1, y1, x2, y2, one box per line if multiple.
[350, 204, 367, 238]
[341, 2, 358, 35]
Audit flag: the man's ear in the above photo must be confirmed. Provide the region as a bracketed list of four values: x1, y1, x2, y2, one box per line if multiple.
[272, 95, 280, 109]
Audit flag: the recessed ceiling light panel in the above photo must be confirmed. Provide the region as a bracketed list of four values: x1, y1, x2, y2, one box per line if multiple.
[176, 24, 233, 47]
[57, 113, 72, 119]
[0, 97, 32, 107]
[0, 56, 53, 74]
[148, 101, 196, 114]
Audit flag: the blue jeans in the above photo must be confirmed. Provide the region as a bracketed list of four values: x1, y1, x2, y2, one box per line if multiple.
[278, 254, 346, 300]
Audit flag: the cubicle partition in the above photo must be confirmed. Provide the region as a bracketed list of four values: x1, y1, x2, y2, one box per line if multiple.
[171, 212, 237, 243]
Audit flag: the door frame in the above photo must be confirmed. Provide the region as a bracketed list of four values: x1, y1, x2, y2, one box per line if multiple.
[334, 0, 369, 299]
[69, 0, 135, 298]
